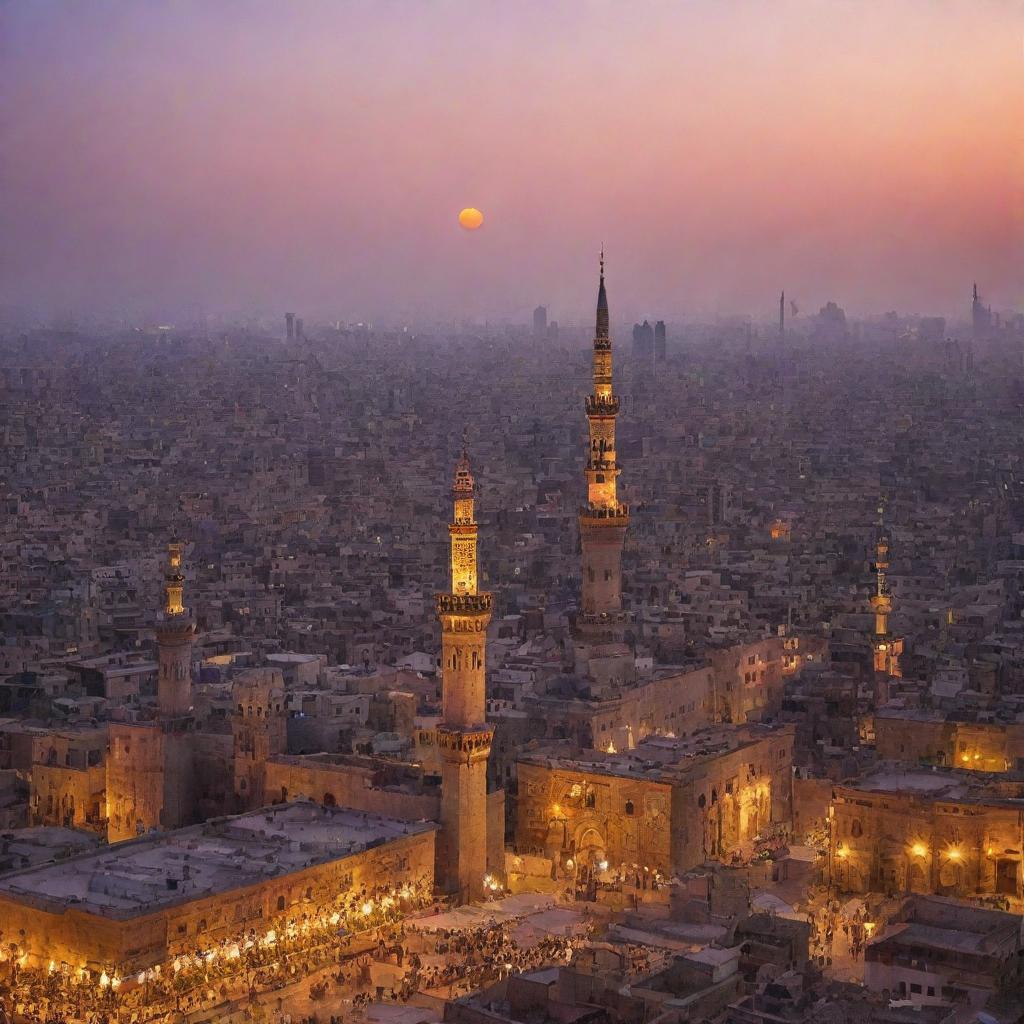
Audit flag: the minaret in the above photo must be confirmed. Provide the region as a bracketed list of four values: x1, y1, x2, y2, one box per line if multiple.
[579, 251, 629, 638]
[870, 506, 902, 688]
[779, 290, 786, 340]
[156, 540, 194, 718]
[436, 451, 493, 902]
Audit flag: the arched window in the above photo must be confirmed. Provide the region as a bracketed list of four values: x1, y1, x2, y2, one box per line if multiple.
[851, 819, 863, 838]
[586, 792, 596, 809]
[323, 792, 336, 808]
[624, 800, 635, 816]
[277, 895, 286, 912]
[698, 794, 706, 809]
[711, 789, 718, 805]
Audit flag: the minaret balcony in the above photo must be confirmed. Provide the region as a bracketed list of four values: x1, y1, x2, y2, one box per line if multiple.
[436, 592, 492, 616]
[580, 503, 630, 524]
[586, 395, 619, 415]
[593, 338, 611, 352]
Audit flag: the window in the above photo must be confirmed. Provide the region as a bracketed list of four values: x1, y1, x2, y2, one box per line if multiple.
[277, 896, 285, 911]
[585, 792, 596, 809]
[624, 800, 634, 816]
[910, 984, 922, 995]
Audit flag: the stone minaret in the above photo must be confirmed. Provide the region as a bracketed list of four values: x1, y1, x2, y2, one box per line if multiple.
[870, 508, 902, 691]
[436, 451, 492, 903]
[157, 540, 194, 718]
[579, 251, 629, 638]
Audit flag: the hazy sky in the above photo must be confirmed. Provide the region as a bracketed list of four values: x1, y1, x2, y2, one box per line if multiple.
[2, 1, 1022, 324]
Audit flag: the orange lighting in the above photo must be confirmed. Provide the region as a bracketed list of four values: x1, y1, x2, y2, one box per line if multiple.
[912, 843, 927, 857]
[458, 207, 484, 230]
[836, 845, 848, 860]
[947, 847, 962, 862]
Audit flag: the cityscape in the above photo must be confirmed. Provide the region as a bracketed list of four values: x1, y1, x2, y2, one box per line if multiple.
[1, 4, 1023, 1024]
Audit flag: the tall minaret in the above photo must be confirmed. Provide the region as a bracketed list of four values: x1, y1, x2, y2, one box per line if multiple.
[870, 505, 902, 687]
[579, 251, 629, 638]
[436, 451, 493, 902]
[779, 290, 786, 340]
[156, 540, 194, 718]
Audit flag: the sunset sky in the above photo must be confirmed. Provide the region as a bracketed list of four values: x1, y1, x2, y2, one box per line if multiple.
[2, 1, 1021, 324]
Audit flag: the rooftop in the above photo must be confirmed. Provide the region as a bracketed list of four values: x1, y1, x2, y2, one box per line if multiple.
[519, 724, 791, 783]
[0, 801, 436, 920]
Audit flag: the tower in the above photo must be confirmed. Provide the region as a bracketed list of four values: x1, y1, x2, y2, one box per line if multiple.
[533, 305, 548, 337]
[870, 506, 902, 693]
[779, 290, 785, 340]
[157, 540, 194, 719]
[232, 668, 287, 810]
[436, 451, 493, 902]
[971, 282, 991, 339]
[579, 252, 629, 639]
[106, 541, 196, 841]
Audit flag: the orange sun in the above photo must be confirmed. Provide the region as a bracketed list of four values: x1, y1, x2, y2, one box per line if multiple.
[458, 207, 484, 230]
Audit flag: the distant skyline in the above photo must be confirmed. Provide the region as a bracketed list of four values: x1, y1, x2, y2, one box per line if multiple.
[1, 1, 1022, 324]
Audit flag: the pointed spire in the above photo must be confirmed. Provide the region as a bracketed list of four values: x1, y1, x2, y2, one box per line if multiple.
[973, 282, 979, 303]
[596, 248, 609, 339]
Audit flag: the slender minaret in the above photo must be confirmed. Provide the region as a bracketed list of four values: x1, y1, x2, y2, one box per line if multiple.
[870, 505, 902, 686]
[156, 540, 194, 718]
[579, 251, 629, 638]
[779, 290, 786, 340]
[436, 451, 493, 902]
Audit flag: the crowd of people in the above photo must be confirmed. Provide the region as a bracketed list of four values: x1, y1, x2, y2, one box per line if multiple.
[0, 875, 437, 1024]
[0, 883, 589, 1024]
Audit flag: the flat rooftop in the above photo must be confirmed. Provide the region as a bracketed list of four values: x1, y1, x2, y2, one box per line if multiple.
[0, 801, 436, 920]
[841, 764, 1024, 805]
[519, 725, 789, 783]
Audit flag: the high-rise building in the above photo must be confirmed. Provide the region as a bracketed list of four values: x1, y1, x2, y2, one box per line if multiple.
[436, 451, 492, 901]
[972, 282, 992, 339]
[533, 305, 547, 337]
[632, 319, 654, 363]
[654, 320, 666, 362]
[579, 254, 629, 640]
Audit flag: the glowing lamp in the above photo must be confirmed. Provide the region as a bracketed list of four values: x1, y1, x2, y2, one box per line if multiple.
[912, 844, 927, 857]
[947, 847, 962, 861]
[598, 860, 609, 871]
[361, 901, 373, 916]
[836, 845, 848, 860]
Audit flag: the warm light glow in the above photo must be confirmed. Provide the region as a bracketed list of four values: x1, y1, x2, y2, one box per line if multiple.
[361, 900, 373, 916]
[836, 845, 848, 859]
[551, 803, 562, 816]
[962, 754, 971, 763]
[912, 843, 927, 857]
[864, 921, 876, 935]
[947, 847, 962, 861]
[458, 207, 484, 230]
[598, 859, 609, 871]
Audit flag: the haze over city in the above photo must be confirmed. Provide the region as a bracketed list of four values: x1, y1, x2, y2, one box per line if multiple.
[2, 0, 1022, 323]
[7, 5, 1024, 1024]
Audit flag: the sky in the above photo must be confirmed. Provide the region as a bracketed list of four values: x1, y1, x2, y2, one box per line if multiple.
[1, 0, 1022, 325]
